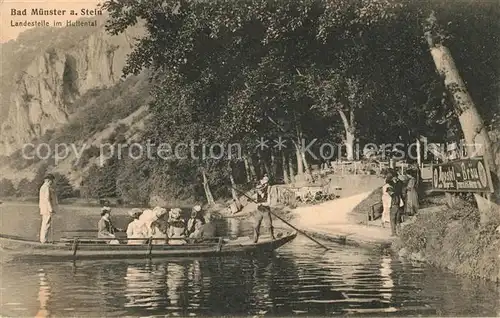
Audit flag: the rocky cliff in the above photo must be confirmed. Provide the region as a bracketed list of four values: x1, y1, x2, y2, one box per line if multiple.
[0, 18, 145, 155]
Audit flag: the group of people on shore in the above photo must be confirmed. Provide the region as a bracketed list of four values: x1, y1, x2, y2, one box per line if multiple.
[381, 169, 419, 236]
[97, 204, 216, 245]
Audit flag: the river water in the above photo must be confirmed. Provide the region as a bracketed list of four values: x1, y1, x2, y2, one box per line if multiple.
[0, 202, 499, 317]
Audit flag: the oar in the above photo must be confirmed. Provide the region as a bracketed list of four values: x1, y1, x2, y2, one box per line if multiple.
[229, 185, 330, 251]
[61, 229, 126, 233]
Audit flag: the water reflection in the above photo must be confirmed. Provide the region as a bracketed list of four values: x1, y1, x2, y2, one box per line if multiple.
[166, 262, 187, 312]
[379, 256, 393, 301]
[35, 270, 51, 318]
[0, 204, 499, 316]
[227, 217, 241, 237]
[187, 260, 203, 310]
[379, 256, 397, 312]
[250, 258, 272, 315]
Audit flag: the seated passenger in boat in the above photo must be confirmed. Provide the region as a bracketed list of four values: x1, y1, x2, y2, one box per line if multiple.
[186, 205, 205, 237]
[126, 208, 145, 245]
[191, 213, 217, 241]
[98, 207, 121, 244]
[168, 208, 187, 245]
[150, 207, 168, 244]
[188, 218, 205, 238]
[137, 207, 160, 238]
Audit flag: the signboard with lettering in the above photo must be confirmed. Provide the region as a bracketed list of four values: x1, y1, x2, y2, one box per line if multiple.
[431, 157, 494, 193]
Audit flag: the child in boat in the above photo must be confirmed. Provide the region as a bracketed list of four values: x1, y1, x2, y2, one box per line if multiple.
[126, 208, 145, 245]
[168, 208, 187, 245]
[97, 207, 121, 244]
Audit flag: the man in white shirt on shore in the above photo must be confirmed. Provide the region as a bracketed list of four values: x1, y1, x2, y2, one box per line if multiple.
[39, 174, 58, 243]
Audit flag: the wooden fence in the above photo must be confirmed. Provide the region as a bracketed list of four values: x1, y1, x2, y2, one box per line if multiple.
[321, 160, 410, 175]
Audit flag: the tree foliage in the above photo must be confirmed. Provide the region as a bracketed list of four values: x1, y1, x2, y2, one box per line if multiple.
[52, 172, 76, 200]
[93, 0, 500, 203]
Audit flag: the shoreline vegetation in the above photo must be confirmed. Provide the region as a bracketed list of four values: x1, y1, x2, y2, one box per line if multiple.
[353, 192, 500, 283]
[393, 198, 500, 283]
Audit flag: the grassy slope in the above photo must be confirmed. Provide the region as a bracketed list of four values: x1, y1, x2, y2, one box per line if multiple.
[348, 187, 383, 224]
[396, 199, 500, 282]
[348, 178, 500, 282]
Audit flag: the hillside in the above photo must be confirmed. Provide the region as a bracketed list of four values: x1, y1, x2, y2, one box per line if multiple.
[0, 17, 151, 189]
[0, 16, 147, 155]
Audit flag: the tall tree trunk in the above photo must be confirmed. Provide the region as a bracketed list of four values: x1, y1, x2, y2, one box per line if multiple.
[256, 151, 263, 176]
[228, 162, 242, 210]
[270, 150, 277, 179]
[247, 156, 258, 181]
[339, 109, 356, 161]
[416, 138, 422, 167]
[262, 155, 271, 177]
[288, 155, 296, 183]
[282, 152, 290, 184]
[201, 169, 215, 205]
[243, 155, 252, 183]
[295, 144, 304, 176]
[300, 148, 311, 176]
[424, 11, 499, 222]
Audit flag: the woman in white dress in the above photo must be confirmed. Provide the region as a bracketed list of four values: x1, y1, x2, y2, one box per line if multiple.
[381, 174, 394, 227]
[126, 208, 145, 245]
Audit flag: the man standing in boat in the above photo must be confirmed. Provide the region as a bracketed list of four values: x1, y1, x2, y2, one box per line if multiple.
[252, 175, 275, 243]
[39, 174, 58, 244]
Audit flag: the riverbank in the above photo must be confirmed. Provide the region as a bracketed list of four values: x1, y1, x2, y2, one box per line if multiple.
[285, 190, 394, 249]
[393, 201, 500, 282]
[274, 187, 500, 283]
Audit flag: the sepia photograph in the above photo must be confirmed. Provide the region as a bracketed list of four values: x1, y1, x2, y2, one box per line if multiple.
[0, 0, 499, 316]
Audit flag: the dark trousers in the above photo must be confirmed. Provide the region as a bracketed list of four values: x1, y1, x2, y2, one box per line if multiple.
[390, 206, 400, 236]
[253, 205, 275, 243]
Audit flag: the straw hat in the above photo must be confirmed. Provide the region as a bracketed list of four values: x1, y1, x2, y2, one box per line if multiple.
[127, 208, 143, 218]
[192, 205, 202, 212]
[153, 206, 167, 219]
[169, 208, 182, 220]
[100, 206, 111, 216]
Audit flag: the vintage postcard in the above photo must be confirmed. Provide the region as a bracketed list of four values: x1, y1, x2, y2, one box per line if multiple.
[0, 0, 499, 316]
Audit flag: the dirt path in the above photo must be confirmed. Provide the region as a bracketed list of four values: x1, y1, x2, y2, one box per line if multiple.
[287, 191, 394, 247]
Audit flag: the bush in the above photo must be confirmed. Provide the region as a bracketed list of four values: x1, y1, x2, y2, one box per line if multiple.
[115, 157, 152, 205]
[16, 178, 37, 197]
[52, 173, 76, 200]
[0, 178, 16, 197]
[80, 159, 118, 199]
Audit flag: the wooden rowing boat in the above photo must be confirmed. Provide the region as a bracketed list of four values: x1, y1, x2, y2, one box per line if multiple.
[0, 230, 297, 261]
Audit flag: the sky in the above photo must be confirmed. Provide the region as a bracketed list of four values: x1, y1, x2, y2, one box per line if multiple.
[0, 0, 102, 43]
